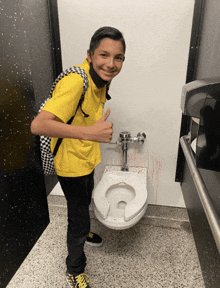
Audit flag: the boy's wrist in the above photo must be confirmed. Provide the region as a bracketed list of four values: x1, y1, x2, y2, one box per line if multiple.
[71, 125, 90, 141]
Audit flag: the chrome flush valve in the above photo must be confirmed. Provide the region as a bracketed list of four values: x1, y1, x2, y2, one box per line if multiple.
[118, 131, 146, 144]
[109, 131, 146, 145]
[109, 131, 146, 171]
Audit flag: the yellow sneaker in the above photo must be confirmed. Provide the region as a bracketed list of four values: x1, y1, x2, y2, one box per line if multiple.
[66, 273, 90, 288]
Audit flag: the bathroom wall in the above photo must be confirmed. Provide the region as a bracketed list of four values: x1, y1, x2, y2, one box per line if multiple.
[57, 0, 194, 207]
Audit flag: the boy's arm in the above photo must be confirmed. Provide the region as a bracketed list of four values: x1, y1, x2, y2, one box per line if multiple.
[30, 109, 113, 143]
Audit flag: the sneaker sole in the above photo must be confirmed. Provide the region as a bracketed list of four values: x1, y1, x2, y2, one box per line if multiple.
[66, 276, 72, 287]
[85, 240, 103, 247]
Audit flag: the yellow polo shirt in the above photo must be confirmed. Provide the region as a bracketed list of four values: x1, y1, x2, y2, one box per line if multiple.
[42, 58, 107, 177]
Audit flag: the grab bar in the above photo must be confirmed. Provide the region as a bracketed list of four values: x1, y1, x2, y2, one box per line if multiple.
[180, 135, 220, 254]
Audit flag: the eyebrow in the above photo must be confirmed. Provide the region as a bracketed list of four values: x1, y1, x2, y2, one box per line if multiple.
[100, 50, 124, 56]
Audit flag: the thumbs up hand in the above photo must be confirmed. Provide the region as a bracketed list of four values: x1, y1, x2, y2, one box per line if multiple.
[101, 108, 111, 122]
[86, 108, 113, 143]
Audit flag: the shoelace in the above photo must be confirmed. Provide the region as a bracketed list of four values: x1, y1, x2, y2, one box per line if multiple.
[88, 232, 93, 238]
[75, 273, 90, 288]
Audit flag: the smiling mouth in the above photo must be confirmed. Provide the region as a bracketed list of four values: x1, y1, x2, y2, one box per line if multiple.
[103, 70, 114, 75]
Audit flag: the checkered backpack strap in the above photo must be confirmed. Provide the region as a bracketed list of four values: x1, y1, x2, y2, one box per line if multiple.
[39, 66, 89, 175]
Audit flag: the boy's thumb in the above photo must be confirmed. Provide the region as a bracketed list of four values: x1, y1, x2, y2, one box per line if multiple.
[102, 108, 111, 121]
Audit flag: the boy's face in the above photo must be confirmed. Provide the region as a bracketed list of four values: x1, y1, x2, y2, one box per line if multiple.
[87, 38, 124, 82]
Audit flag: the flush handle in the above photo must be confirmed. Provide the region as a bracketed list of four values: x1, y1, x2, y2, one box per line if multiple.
[137, 132, 146, 144]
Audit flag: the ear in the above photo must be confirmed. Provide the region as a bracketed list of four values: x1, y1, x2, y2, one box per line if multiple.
[87, 49, 92, 63]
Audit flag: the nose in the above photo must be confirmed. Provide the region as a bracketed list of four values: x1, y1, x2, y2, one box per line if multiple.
[106, 57, 115, 69]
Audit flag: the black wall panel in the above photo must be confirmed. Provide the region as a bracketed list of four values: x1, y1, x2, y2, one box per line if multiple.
[0, 1, 61, 287]
[176, 1, 220, 286]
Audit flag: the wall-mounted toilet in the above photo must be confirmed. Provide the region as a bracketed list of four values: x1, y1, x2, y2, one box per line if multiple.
[93, 166, 148, 230]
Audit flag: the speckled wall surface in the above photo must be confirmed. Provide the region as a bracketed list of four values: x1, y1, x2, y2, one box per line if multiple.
[0, 1, 59, 287]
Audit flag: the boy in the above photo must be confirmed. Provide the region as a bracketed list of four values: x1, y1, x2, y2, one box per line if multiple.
[31, 26, 126, 287]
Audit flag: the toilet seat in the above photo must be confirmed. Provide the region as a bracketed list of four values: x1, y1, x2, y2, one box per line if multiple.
[93, 170, 147, 222]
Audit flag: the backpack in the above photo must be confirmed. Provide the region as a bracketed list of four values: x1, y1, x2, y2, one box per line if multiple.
[38, 66, 89, 175]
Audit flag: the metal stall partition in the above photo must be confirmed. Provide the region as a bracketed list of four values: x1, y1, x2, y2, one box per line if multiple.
[176, 1, 220, 287]
[180, 135, 220, 254]
[180, 136, 220, 288]
[180, 77, 220, 287]
[0, 0, 61, 287]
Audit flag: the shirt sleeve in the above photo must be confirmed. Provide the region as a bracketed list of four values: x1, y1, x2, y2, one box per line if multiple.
[42, 73, 84, 123]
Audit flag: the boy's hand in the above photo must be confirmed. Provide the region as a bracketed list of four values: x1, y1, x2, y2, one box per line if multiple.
[87, 108, 113, 143]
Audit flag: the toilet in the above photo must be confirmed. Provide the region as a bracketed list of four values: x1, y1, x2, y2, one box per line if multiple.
[93, 166, 148, 230]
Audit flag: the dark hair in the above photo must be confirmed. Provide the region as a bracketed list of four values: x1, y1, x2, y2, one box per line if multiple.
[89, 26, 126, 56]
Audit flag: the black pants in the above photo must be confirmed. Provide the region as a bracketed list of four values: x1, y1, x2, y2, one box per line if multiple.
[57, 170, 94, 276]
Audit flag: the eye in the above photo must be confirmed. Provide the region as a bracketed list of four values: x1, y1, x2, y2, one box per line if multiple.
[115, 55, 123, 61]
[101, 54, 107, 58]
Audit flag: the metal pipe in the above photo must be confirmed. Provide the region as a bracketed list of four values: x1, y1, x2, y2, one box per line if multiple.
[121, 142, 128, 171]
[110, 131, 146, 171]
[180, 135, 220, 254]
[120, 132, 130, 171]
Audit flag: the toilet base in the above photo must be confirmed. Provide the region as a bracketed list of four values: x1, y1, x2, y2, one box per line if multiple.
[94, 203, 148, 230]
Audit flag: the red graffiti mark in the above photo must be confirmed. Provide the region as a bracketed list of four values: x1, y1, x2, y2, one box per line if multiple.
[151, 157, 162, 180]
[150, 157, 162, 204]
[127, 150, 149, 168]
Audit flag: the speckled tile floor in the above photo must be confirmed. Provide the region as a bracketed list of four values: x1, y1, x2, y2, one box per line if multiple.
[7, 198, 205, 288]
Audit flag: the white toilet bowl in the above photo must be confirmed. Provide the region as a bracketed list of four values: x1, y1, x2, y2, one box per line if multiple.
[93, 166, 148, 230]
